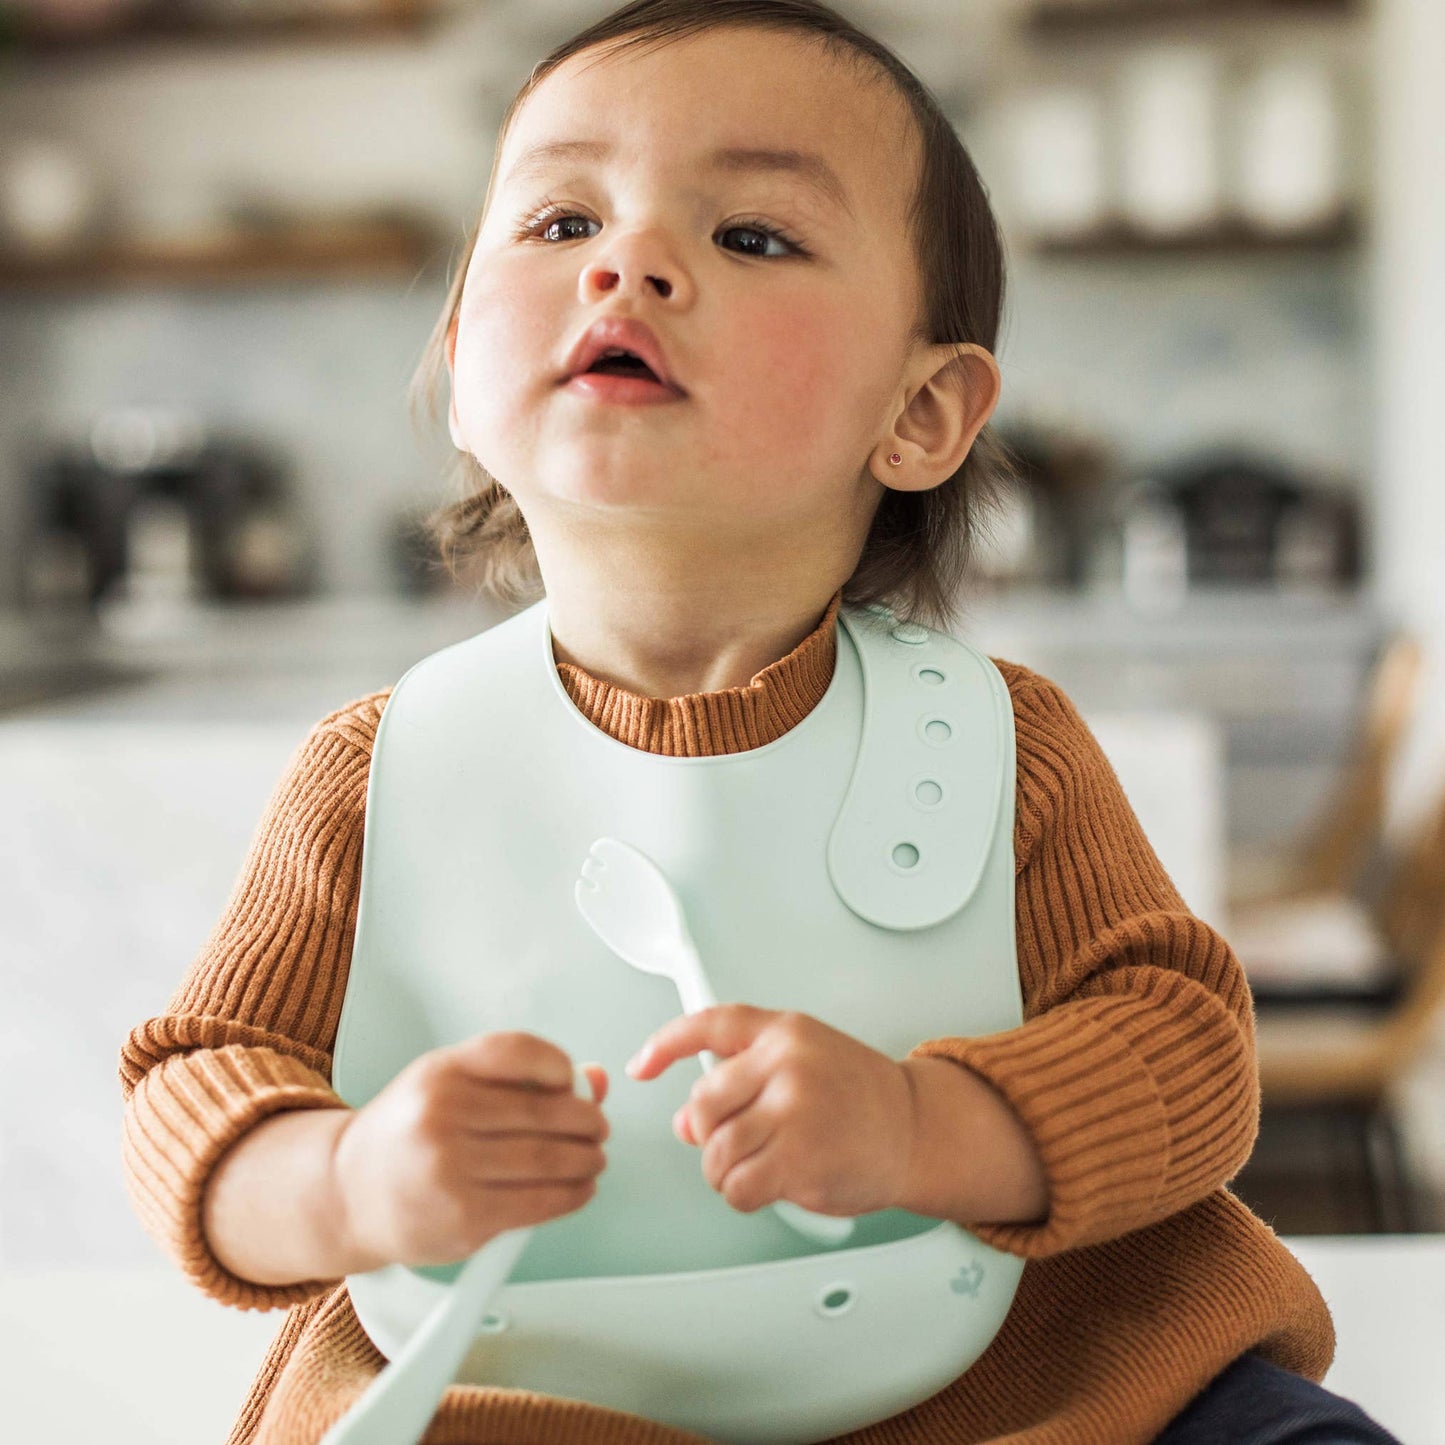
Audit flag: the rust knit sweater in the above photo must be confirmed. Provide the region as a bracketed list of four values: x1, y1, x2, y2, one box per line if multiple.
[118, 590, 1334, 1445]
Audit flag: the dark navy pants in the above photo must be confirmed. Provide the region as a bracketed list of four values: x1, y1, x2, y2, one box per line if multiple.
[1153, 1351, 1404, 1443]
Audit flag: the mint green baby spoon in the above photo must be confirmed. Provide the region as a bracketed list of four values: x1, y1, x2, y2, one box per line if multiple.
[575, 835, 856, 1247]
[317, 1062, 594, 1445]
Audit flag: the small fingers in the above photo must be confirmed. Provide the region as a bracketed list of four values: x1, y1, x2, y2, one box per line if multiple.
[679, 1053, 768, 1146]
[472, 1133, 608, 1186]
[715, 1137, 782, 1215]
[628, 1004, 777, 1079]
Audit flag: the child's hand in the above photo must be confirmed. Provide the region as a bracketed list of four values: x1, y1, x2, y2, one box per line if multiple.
[331, 1033, 610, 1271]
[625, 1006, 915, 1219]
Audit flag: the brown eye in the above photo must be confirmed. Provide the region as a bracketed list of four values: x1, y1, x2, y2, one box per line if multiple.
[537, 212, 596, 243]
[716, 219, 807, 259]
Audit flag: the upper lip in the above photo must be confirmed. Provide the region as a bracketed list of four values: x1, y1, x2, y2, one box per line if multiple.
[562, 317, 683, 394]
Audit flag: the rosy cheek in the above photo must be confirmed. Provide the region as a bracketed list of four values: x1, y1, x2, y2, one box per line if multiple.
[722, 308, 864, 479]
[452, 281, 547, 436]
[746, 302, 854, 409]
[460, 290, 529, 382]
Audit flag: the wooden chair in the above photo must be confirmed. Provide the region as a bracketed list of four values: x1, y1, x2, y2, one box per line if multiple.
[1227, 631, 1423, 912]
[1244, 775, 1445, 1231]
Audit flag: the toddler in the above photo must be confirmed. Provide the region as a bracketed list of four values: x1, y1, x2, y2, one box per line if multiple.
[119, 2, 1403, 1442]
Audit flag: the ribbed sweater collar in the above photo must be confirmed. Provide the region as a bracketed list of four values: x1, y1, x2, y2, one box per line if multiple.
[552, 590, 842, 757]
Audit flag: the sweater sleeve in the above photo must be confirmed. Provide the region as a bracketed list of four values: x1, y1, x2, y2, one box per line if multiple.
[906, 670, 1258, 1258]
[117, 696, 386, 1311]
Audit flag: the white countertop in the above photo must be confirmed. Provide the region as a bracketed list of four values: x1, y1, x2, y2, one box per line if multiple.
[0, 583, 1385, 727]
[1, 582, 1384, 668]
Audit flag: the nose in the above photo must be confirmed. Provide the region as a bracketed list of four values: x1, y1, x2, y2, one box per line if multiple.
[578, 229, 691, 306]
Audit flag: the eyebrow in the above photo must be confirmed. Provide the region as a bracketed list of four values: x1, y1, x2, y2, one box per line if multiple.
[502, 139, 855, 220]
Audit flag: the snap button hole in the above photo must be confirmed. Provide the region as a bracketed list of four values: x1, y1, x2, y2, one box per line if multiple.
[815, 1282, 858, 1318]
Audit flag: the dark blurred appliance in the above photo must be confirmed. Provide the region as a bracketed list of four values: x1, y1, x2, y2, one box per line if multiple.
[1151, 449, 1362, 588]
[993, 421, 1114, 589]
[22, 407, 316, 609]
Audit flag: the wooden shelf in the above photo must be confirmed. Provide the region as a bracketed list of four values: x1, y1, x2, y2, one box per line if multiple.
[1029, 212, 1361, 257]
[0, 214, 447, 290]
[1025, 0, 1362, 36]
[0, 0, 445, 56]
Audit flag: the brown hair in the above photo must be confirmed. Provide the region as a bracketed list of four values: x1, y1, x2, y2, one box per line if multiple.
[409, 0, 1015, 633]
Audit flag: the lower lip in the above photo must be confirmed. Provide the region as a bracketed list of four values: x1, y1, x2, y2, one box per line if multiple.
[564, 372, 684, 405]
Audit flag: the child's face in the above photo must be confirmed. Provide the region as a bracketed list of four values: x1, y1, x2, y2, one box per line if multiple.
[449, 26, 933, 553]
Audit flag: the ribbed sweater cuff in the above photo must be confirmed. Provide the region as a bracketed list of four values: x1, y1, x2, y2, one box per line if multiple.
[120, 1044, 351, 1311]
[907, 1004, 1172, 1257]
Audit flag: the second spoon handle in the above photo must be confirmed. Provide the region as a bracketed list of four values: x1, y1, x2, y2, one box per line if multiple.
[672, 940, 856, 1247]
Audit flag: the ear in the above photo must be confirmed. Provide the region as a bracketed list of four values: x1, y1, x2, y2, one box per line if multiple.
[871, 342, 1001, 492]
[446, 313, 463, 451]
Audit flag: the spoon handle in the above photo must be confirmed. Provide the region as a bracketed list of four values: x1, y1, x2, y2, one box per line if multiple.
[673, 946, 721, 1072]
[671, 938, 856, 1247]
[319, 1065, 591, 1445]
[319, 1233, 530, 1445]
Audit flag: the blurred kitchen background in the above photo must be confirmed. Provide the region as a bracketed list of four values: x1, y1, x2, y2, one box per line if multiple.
[2, 0, 1444, 1440]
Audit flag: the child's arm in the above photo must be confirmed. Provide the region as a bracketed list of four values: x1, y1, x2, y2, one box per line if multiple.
[900, 669, 1257, 1257]
[117, 698, 384, 1310]
[897, 1056, 1048, 1225]
[202, 1106, 361, 1286]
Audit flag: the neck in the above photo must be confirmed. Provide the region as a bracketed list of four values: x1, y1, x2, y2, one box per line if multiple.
[545, 577, 849, 701]
[525, 492, 876, 699]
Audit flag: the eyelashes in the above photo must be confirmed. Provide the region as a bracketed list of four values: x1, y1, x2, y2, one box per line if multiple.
[508, 194, 569, 241]
[508, 201, 590, 243]
[509, 198, 810, 258]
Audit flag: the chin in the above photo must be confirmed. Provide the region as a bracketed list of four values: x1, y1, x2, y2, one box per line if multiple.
[529, 449, 689, 497]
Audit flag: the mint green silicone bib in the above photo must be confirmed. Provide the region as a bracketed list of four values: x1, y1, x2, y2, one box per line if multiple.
[331, 600, 1025, 1444]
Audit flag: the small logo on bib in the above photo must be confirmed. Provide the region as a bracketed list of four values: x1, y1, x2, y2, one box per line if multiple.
[950, 1262, 985, 1298]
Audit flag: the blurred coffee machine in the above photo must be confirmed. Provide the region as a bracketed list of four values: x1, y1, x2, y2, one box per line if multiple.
[1121, 449, 1361, 604]
[988, 420, 1115, 589]
[21, 406, 317, 611]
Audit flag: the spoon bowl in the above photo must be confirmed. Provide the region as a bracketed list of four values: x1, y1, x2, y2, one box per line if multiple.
[575, 836, 856, 1248]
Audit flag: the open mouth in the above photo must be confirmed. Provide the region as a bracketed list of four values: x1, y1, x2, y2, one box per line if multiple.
[584, 350, 661, 382]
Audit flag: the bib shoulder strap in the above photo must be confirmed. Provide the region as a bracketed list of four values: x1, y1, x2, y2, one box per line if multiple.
[828, 602, 1014, 930]
[377, 599, 545, 725]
